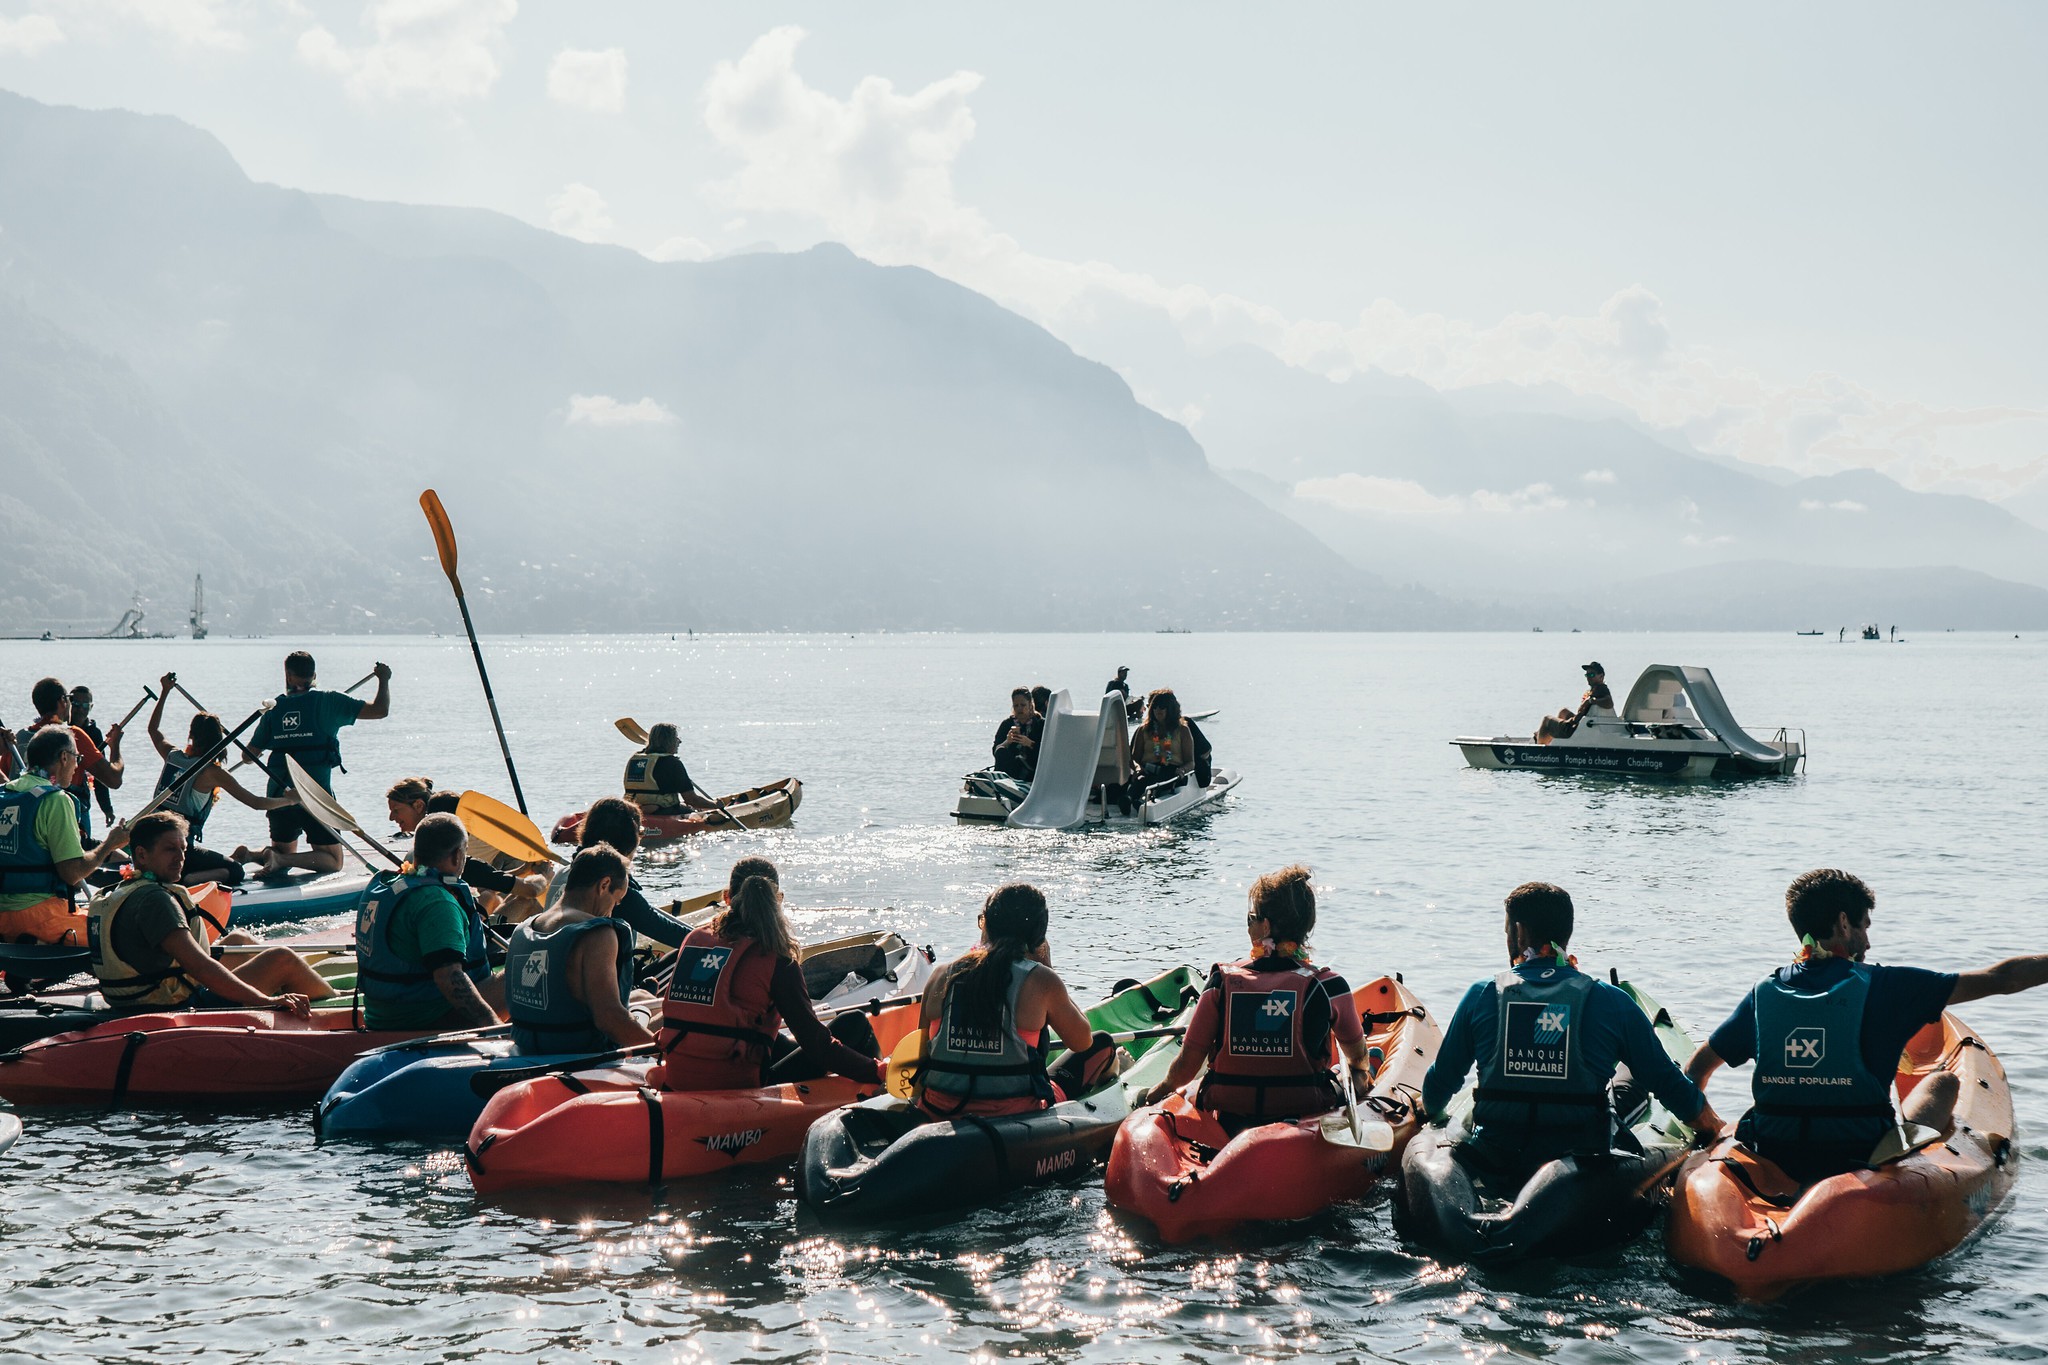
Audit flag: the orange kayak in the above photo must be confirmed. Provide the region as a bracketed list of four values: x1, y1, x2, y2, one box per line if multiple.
[465, 998, 917, 1194]
[1104, 976, 1440, 1242]
[1666, 1012, 2017, 1300]
[0, 881, 233, 950]
[550, 779, 803, 846]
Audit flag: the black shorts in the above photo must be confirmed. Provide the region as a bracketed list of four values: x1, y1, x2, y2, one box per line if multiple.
[267, 805, 342, 847]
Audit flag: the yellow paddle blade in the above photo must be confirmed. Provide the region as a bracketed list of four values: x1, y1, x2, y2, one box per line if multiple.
[456, 790, 563, 866]
[884, 1029, 925, 1101]
[614, 717, 650, 745]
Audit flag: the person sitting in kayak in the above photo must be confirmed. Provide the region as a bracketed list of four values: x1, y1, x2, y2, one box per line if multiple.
[21, 676, 125, 843]
[1535, 662, 1614, 744]
[1683, 868, 2048, 1186]
[146, 677, 298, 889]
[355, 812, 501, 1032]
[0, 727, 133, 942]
[991, 688, 1043, 781]
[1138, 866, 1370, 1129]
[546, 797, 692, 950]
[382, 777, 549, 914]
[1422, 881, 1723, 1178]
[916, 882, 1113, 1118]
[504, 844, 655, 1056]
[1130, 689, 1196, 803]
[243, 651, 392, 877]
[88, 812, 333, 1016]
[623, 723, 717, 818]
[653, 857, 884, 1091]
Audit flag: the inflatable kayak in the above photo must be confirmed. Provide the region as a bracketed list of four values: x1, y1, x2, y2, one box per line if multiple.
[0, 881, 235, 963]
[465, 997, 921, 1194]
[1105, 975, 1440, 1243]
[320, 930, 932, 1138]
[1399, 973, 1699, 1263]
[798, 967, 1200, 1226]
[1666, 1010, 2015, 1300]
[550, 778, 803, 846]
[229, 867, 374, 928]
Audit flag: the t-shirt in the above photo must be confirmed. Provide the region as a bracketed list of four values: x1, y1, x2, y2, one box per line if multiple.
[1706, 958, 1957, 1088]
[251, 689, 365, 796]
[24, 720, 100, 833]
[545, 866, 687, 949]
[651, 754, 696, 797]
[108, 880, 192, 985]
[365, 884, 475, 1030]
[0, 775, 86, 915]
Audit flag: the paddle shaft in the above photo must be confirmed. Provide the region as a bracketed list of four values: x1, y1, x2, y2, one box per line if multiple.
[109, 687, 157, 736]
[129, 701, 273, 825]
[422, 491, 527, 815]
[167, 679, 266, 768]
[343, 671, 377, 695]
[616, 717, 748, 832]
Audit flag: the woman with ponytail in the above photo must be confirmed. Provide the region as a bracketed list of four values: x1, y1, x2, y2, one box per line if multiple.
[1140, 865, 1374, 1132]
[914, 883, 1102, 1118]
[654, 857, 884, 1091]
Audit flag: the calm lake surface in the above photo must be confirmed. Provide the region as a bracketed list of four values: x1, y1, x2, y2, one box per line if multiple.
[3, 629, 2044, 1364]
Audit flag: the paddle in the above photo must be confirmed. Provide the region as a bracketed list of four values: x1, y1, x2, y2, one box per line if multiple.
[421, 488, 527, 815]
[359, 1022, 513, 1058]
[283, 756, 404, 871]
[342, 670, 377, 696]
[456, 790, 563, 866]
[613, 715, 750, 832]
[1871, 1121, 1947, 1166]
[1319, 1058, 1395, 1152]
[126, 701, 273, 825]
[883, 1025, 1188, 1103]
[108, 686, 158, 738]
[165, 677, 266, 769]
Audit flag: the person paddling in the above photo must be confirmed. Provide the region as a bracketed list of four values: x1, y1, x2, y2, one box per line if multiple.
[243, 651, 390, 876]
[1138, 866, 1371, 1130]
[1422, 881, 1723, 1179]
[623, 723, 716, 818]
[503, 844, 654, 1055]
[147, 676, 298, 888]
[88, 812, 333, 1015]
[1684, 868, 2048, 1185]
[546, 797, 692, 949]
[0, 728, 132, 943]
[653, 857, 885, 1091]
[384, 778, 548, 912]
[21, 676, 124, 842]
[354, 812, 500, 1031]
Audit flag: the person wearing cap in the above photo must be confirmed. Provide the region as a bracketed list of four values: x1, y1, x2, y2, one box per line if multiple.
[68, 687, 120, 829]
[1536, 662, 1615, 744]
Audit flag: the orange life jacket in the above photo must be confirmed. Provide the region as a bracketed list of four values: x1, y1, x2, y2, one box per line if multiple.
[655, 926, 782, 1090]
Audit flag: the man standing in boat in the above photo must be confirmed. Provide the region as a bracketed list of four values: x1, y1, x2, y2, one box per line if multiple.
[242, 651, 391, 876]
[1535, 662, 1614, 744]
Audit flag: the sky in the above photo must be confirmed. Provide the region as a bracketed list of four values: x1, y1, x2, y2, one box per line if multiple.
[3, 1, 2044, 503]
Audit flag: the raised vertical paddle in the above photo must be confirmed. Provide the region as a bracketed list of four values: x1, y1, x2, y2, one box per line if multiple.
[421, 489, 527, 815]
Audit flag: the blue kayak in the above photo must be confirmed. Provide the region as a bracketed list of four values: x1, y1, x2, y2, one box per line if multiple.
[231, 868, 373, 928]
[316, 1037, 593, 1138]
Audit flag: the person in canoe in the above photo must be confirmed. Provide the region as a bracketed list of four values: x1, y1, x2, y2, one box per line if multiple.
[354, 812, 501, 1032]
[1535, 662, 1614, 744]
[1683, 868, 2048, 1185]
[241, 651, 391, 877]
[547, 797, 692, 949]
[146, 677, 299, 889]
[382, 777, 549, 915]
[915, 882, 1114, 1117]
[21, 676, 125, 842]
[66, 686, 120, 832]
[0, 728, 133, 943]
[623, 723, 717, 819]
[991, 687, 1042, 781]
[1137, 866, 1371, 1129]
[88, 811, 334, 1016]
[652, 857, 886, 1091]
[1422, 881, 1723, 1178]
[504, 844, 655, 1055]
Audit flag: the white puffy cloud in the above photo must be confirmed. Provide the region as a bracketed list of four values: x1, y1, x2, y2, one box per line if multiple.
[299, 0, 514, 104]
[35, 0, 240, 50]
[547, 46, 626, 113]
[546, 182, 613, 243]
[0, 13, 63, 54]
[645, 234, 713, 263]
[1580, 468, 1617, 485]
[1295, 474, 1565, 518]
[566, 394, 676, 426]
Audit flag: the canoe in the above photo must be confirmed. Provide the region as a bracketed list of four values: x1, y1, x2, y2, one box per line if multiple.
[798, 966, 1200, 1226]
[550, 778, 803, 846]
[1104, 975, 1440, 1242]
[464, 999, 921, 1194]
[1666, 1011, 2016, 1300]
[319, 931, 932, 1139]
[1398, 973, 1698, 1263]
[229, 867, 373, 927]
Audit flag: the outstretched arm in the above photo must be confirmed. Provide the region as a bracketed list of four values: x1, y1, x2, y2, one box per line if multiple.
[1950, 955, 2048, 1006]
[148, 678, 175, 761]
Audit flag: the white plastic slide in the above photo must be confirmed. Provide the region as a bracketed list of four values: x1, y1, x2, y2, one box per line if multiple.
[1624, 665, 1787, 765]
[1007, 691, 1124, 830]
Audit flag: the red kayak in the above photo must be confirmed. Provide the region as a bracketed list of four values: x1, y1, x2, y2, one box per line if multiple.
[0, 1008, 428, 1104]
[551, 778, 803, 846]
[1105, 976, 1440, 1242]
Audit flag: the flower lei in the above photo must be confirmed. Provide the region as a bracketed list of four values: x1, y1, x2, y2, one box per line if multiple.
[1252, 937, 1311, 964]
[1519, 942, 1578, 969]
[1794, 933, 1851, 965]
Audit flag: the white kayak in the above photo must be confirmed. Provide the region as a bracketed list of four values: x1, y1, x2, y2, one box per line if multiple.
[230, 868, 374, 927]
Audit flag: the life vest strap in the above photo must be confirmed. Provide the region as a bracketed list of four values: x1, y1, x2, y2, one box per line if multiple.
[102, 966, 196, 1002]
[1203, 1069, 1336, 1092]
[1752, 1100, 1895, 1119]
[912, 1057, 1044, 1078]
[658, 1019, 774, 1052]
[1472, 1086, 1608, 1107]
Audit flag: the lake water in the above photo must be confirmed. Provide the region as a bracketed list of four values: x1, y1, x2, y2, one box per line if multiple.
[2, 629, 2044, 1364]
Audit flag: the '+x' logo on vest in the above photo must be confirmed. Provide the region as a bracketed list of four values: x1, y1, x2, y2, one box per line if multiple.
[1535, 1009, 1568, 1042]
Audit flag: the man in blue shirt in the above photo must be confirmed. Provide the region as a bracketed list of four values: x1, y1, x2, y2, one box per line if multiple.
[243, 651, 389, 875]
[1686, 868, 2048, 1185]
[1424, 882, 1722, 1178]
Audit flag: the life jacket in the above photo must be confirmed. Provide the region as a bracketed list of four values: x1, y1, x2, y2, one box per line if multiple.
[19, 722, 90, 839]
[353, 868, 490, 1013]
[1471, 963, 1611, 1154]
[623, 752, 681, 812]
[505, 915, 636, 1055]
[1195, 958, 1339, 1120]
[264, 690, 344, 781]
[1747, 963, 1895, 1162]
[656, 926, 781, 1089]
[86, 876, 219, 1010]
[915, 959, 1054, 1117]
[0, 780, 71, 899]
[154, 752, 219, 840]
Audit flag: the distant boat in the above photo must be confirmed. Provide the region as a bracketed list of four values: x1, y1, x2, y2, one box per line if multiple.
[190, 574, 208, 640]
[1155, 628, 1192, 634]
[1861, 624, 1881, 640]
[1796, 630, 1824, 636]
[1531, 626, 1544, 633]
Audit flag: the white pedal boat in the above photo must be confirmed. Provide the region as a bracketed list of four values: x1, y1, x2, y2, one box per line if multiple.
[955, 692, 1239, 828]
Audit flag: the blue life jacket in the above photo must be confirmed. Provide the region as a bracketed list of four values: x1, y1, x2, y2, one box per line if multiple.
[1471, 963, 1611, 1155]
[264, 690, 345, 785]
[0, 781, 71, 898]
[1747, 963, 1895, 1162]
[505, 915, 636, 1055]
[154, 754, 217, 841]
[353, 868, 490, 1012]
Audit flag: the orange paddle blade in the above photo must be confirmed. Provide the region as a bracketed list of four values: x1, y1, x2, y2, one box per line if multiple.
[420, 489, 461, 589]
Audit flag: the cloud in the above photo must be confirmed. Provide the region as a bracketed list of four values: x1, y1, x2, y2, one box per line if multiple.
[1295, 474, 1565, 518]
[547, 46, 626, 114]
[565, 394, 676, 426]
[0, 13, 62, 53]
[299, 0, 514, 103]
[546, 182, 613, 243]
[36, 0, 241, 50]
[1799, 499, 1868, 512]
[697, 28, 2048, 503]
[646, 234, 713, 263]
[1580, 468, 1617, 485]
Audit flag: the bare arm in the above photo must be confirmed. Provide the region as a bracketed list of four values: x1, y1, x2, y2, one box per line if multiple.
[1684, 1041, 1725, 1089]
[432, 961, 500, 1028]
[55, 820, 130, 886]
[1038, 972, 1097, 1054]
[356, 664, 392, 722]
[1949, 955, 2048, 1006]
[162, 928, 309, 1016]
[573, 931, 655, 1049]
[147, 682, 175, 761]
[211, 764, 294, 812]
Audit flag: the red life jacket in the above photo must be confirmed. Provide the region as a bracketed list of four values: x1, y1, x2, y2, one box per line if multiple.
[1195, 958, 1340, 1120]
[655, 926, 781, 1091]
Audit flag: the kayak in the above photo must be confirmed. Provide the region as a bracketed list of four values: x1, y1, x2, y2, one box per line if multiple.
[465, 999, 921, 1194]
[0, 881, 234, 960]
[550, 779, 804, 846]
[229, 867, 373, 927]
[319, 930, 933, 1139]
[1398, 973, 1698, 1263]
[1104, 975, 1440, 1242]
[0, 1007, 427, 1105]
[798, 967, 1200, 1226]
[0, 945, 360, 1051]
[1666, 1010, 2015, 1300]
